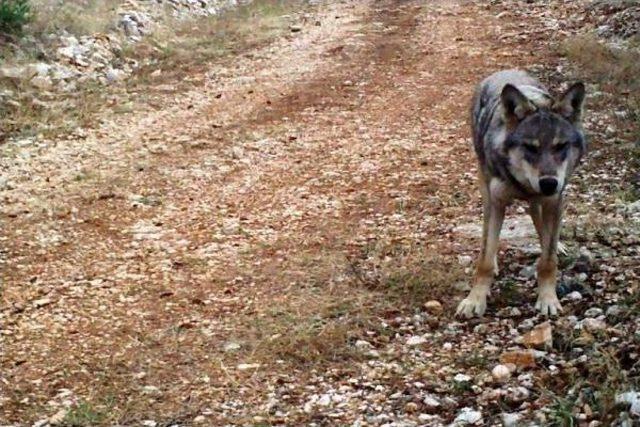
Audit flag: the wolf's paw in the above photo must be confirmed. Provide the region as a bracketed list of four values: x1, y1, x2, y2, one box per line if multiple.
[557, 241, 569, 256]
[456, 295, 487, 318]
[535, 293, 563, 316]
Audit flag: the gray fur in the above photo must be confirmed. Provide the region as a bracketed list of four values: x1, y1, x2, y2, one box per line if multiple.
[457, 69, 587, 318]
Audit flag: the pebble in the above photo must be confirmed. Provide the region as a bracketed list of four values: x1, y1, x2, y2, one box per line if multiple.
[424, 300, 443, 314]
[237, 363, 260, 370]
[406, 335, 427, 346]
[454, 373, 471, 383]
[522, 321, 553, 349]
[423, 394, 441, 408]
[565, 291, 583, 301]
[584, 307, 604, 318]
[501, 412, 521, 427]
[453, 407, 483, 425]
[500, 350, 536, 368]
[224, 342, 241, 352]
[581, 318, 607, 332]
[48, 409, 68, 425]
[491, 364, 511, 382]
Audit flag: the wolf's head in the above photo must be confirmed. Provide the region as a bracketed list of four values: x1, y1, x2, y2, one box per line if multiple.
[501, 82, 586, 196]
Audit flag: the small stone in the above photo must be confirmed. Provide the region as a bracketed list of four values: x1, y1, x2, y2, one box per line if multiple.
[457, 255, 473, 266]
[499, 350, 536, 368]
[507, 386, 530, 402]
[491, 364, 511, 382]
[423, 394, 440, 408]
[30, 75, 53, 90]
[142, 385, 160, 395]
[406, 335, 427, 346]
[34, 298, 52, 308]
[193, 415, 206, 424]
[405, 402, 418, 413]
[317, 394, 331, 406]
[49, 409, 68, 425]
[616, 391, 640, 416]
[501, 412, 521, 426]
[224, 342, 241, 352]
[519, 265, 536, 279]
[454, 373, 471, 383]
[522, 321, 553, 349]
[424, 300, 443, 314]
[237, 363, 260, 370]
[142, 421, 157, 427]
[565, 291, 583, 301]
[290, 24, 303, 32]
[582, 318, 606, 332]
[606, 305, 624, 317]
[355, 339, 372, 350]
[453, 407, 482, 425]
[584, 307, 603, 318]
[443, 342, 453, 351]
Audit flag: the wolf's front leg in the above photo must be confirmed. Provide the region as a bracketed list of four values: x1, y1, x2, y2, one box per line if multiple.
[457, 198, 505, 318]
[535, 197, 564, 316]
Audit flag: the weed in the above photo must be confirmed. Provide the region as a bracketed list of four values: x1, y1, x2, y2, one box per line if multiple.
[63, 401, 108, 426]
[0, 0, 31, 34]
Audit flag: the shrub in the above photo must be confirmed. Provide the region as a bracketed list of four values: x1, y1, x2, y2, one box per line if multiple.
[0, 0, 31, 34]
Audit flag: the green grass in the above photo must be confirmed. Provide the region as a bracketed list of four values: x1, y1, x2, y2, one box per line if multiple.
[63, 400, 110, 426]
[0, 0, 31, 34]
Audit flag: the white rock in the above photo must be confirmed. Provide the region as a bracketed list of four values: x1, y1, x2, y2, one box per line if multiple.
[423, 394, 440, 408]
[193, 415, 206, 424]
[454, 373, 471, 383]
[406, 335, 427, 346]
[223, 342, 241, 352]
[237, 363, 260, 370]
[457, 255, 473, 266]
[355, 339, 372, 349]
[27, 62, 51, 77]
[616, 391, 640, 417]
[0, 66, 24, 79]
[142, 421, 157, 427]
[317, 394, 331, 406]
[491, 364, 511, 382]
[453, 407, 482, 425]
[48, 409, 68, 425]
[584, 307, 603, 318]
[501, 412, 521, 427]
[31, 75, 53, 90]
[582, 318, 606, 332]
[142, 385, 160, 395]
[565, 291, 583, 301]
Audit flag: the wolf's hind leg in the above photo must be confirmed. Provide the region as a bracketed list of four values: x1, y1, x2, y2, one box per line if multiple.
[457, 195, 505, 318]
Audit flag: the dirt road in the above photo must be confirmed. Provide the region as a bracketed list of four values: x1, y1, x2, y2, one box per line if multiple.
[2, 0, 638, 425]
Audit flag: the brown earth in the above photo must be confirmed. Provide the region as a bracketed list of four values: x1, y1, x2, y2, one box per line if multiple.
[1, 0, 637, 426]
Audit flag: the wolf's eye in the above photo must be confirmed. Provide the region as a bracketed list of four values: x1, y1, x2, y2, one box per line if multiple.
[554, 142, 569, 152]
[524, 144, 539, 154]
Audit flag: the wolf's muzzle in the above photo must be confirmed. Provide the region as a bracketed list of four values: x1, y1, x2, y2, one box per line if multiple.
[539, 177, 558, 196]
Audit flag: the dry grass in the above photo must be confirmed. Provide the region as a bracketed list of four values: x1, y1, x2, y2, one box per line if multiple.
[562, 35, 640, 92]
[29, 0, 119, 36]
[348, 240, 465, 309]
[562, 34, 640, 203]
[128, 0, 308, 92]
[0, 0, 308, 142]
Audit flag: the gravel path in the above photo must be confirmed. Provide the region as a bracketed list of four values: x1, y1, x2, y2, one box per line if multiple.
[1, 0, 639, 426]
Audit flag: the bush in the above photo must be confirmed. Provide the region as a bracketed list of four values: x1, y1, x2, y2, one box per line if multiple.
[0, 0, 31, 34]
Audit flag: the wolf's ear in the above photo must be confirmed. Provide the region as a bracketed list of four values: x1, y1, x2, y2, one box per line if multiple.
[501, 84, 536, 125]
[553, 82, 585, 123]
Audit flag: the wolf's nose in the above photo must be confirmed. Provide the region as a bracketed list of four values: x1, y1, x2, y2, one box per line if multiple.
[539, 177, 558, 196]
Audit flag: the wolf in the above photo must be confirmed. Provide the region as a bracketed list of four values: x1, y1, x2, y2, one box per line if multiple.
[456, 69, 586, 318]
